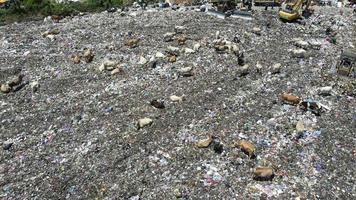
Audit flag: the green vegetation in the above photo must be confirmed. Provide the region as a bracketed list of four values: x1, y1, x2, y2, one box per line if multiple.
[0, 0, 133, 24]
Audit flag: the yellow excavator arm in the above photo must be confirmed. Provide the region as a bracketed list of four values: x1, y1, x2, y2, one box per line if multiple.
[278, 0, 311, 21]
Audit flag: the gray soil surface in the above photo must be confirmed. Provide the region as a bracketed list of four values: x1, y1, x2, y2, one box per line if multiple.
[0, 5, 355, 200]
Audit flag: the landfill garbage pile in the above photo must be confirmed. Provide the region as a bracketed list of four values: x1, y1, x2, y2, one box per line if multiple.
[0, 5, 355, 200]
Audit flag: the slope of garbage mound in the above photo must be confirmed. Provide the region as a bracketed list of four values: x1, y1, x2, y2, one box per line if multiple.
[0, 6, 355, 199]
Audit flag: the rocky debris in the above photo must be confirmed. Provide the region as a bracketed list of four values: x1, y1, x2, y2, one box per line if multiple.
[252, 27, 262, 35]
[215, 31, 220, 39]
[229, 44, 239, 52]
[41, 29, 60, 39]
[107, 7, 117, 13]
[128, 195, 140, 200]
[167, 55, 177, 63]
[83, 48, 94, 63]
[47, 34, 56, 40]
[1, 74, 27, 93]
[105, 44, 117, 51]
[237, 52, 245, 65]
[193, 43, 201, 51]
[237, 139, 255, 158]
[98, 64, 106, 71]
[51, 15, 64, 23]
[184, 48, 195, 54]
[125, 38, 140, 48]
[291, 48, 307, 58]
[119, 11, 126, 16]
[271, 63, 282, 74]
[111, 67, 122, 75]
[150, 99, 165, 109]
[253, 166, 274, 181]
[177, 36, 187, 45]
[163, 32, 176, 42]
[177, 66, 194, 77]
[99, 59, 118, 71]
[308, 39, 322, 50]
[137, 118, 153, 129]
[23, 50, 31, 57]
[214, 44, 227, 52]
[318, 86, 333, 96]
[167, 45, 180, 53]
[256, 62, 263, 73]
[260, 193, 268, 200]
[294, 39, 309, 49]
[30, 81, 40, 92]
[11, 81, 29, 92]
[203, 164, 224, 186]
[43, 16, 51, 23]
[0, 83, 11, 93]
[296, 120, 305, 133]
[155, 51, 165, 58]
[138, 56, 148, 65]
[170, 95, 185, 102]
[42, 30, 59, 41]
[174, 25, 185, 34]
[213, 40, 239, 54]
[212, 140, 224, 154]
[146, 60, 157, 68]
[237, 64, 250, 77]
[173, 188, 183, 198]
[71, 53, 81, 64]
[196, 136, 212, 148]
[2, 142, 13, 150]
[8, 74, 23, 87]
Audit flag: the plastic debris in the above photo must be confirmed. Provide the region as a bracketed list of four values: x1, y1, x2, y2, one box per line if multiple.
[281, 93, 301, 105]
[83, 48, 94, 63]
[137, 118, 153, 129]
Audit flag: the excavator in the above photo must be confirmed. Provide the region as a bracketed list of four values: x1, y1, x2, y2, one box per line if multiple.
[278, 0, 312, 21]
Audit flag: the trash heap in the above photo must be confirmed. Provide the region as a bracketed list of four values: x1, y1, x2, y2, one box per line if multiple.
[0, 3, 355, 200]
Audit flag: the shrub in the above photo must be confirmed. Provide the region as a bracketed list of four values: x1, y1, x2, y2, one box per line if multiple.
[0, 0, 152, 24]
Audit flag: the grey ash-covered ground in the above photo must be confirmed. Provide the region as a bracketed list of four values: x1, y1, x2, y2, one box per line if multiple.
[0, 5, 355, 200]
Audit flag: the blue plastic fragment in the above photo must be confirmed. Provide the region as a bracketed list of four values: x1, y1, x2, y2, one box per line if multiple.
[313, 129, 322, 137]
[104, 107, 113, 113]
[315, 163, 322, 172]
